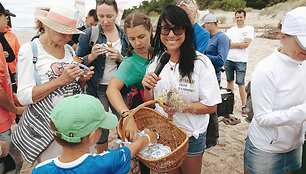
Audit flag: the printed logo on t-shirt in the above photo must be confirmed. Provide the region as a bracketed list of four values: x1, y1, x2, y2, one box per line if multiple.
[47, 62, 69, 81]
[242, 32, 248, 37]
[178, 78, 195, 93]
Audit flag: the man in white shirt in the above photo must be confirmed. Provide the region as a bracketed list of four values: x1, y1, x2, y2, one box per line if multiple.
[225, 9, 254, 116]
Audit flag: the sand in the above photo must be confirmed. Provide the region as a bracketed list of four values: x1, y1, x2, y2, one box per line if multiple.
[13, 23, 281, 174]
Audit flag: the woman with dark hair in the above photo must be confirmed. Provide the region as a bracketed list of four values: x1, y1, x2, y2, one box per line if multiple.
[77, 0, 129, 153]
[140, 5, 221, 174]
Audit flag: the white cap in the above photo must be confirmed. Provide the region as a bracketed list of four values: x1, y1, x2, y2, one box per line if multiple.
[198, 13, 217, 26]
[281, 6, 306, 50]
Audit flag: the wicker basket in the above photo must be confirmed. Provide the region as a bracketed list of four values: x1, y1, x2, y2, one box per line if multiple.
[117, 100, 189, 173]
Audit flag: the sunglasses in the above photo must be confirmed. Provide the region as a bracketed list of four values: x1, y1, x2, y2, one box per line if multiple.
[160, 26, 184, 36]
[96, 0, 116, 5]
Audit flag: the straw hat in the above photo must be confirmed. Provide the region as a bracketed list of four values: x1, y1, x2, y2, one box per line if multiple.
[35, 7, 84, 35]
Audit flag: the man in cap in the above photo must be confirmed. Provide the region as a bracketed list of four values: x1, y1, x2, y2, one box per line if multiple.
[32, 94, 157, 173]
[198, 13, 231, 148]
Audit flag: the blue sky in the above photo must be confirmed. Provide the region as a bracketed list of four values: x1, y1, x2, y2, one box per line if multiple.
[1, 0, 145, 29]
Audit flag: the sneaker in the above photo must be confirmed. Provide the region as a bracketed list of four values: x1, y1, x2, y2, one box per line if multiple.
[242, 106, 247, 116]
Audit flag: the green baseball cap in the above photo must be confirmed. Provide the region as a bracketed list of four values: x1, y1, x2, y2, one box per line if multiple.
[50, 94, 118, 143]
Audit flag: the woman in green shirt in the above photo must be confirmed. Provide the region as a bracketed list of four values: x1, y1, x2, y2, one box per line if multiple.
[107, 11, 153, 139]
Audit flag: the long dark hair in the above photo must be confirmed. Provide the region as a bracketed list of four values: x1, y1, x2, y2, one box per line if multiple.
[124, 11, 153, 58]
[152, 4, 196, 80]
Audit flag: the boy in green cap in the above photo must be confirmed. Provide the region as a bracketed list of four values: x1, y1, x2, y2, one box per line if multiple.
[32, 94, 157, 174]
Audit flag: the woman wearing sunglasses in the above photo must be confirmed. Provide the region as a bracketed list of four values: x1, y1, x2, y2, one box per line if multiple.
[141, 5, 221, 174]
[77, 0, 129, 153]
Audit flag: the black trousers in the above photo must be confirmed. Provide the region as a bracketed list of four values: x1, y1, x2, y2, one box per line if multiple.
[206, 112, 219, 148]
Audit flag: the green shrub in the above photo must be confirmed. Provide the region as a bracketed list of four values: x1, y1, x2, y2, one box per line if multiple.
[217, 16, 226, 24]
[210, 0, 246, 11]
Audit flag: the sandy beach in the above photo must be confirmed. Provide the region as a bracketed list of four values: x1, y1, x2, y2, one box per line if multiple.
[13, 19, 282, 173]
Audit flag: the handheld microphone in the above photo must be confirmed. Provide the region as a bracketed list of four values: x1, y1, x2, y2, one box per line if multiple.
[146, 52, 170, 90]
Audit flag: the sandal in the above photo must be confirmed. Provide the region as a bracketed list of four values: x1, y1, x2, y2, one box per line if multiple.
[130, 156, 140, 174]
[222, 116, 241, 125]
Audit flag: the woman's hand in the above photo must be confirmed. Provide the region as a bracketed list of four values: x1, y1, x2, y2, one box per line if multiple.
[14, 106, 25, 115]
[78, 66, 94, 89]
[79, 66, 94, 83]
[105, 47, 123, 62]
[58, 64, 83, 85]
[144, 128, 158, 144]
[159, 103, 178, 120]
[89, 44, 106, 61]
[142, 72, 161, 90]
[124, 115, 140, 142]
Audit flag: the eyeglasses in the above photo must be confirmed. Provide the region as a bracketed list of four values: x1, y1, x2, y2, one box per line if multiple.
[160, 26, 184, 36]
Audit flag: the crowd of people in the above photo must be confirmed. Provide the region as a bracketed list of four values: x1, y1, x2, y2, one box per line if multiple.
[0, 0, 305, 174]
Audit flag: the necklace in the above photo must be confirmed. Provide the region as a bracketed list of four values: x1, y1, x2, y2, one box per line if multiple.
[168, 61, 177, 70]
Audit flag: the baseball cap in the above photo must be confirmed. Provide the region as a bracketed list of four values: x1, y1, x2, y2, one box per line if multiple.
[0, 3, 16, 17]
[198, 13, 217, 26]
[281, 6, 306, 50]
[50, 94, 118, 143]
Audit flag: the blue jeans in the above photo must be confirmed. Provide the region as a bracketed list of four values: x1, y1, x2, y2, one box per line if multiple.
[96, 85, 120, 144]
[187, 132, 207, 157]
[244, 136, 302, 174]
[0, 129, 11, 142]
[225, 60, 247, 85]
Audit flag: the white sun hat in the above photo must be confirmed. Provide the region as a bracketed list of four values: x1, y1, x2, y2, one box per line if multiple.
[281, 6, 306, 50]
[35, 7, 84, 35]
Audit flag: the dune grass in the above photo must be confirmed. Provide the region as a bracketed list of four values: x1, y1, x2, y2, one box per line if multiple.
[259, 0, 306, 16]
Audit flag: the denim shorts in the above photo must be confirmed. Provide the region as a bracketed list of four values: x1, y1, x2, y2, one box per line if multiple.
[0, 129, 11, 141]
[244, 136, 302, 174]
[187, 132, 207, 157]
[224, 60, 247, 85]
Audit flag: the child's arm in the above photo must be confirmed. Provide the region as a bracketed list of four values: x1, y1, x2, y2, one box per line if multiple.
[126, 129, 157, 157]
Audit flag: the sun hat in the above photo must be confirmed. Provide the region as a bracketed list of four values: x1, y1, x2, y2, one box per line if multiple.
[50, 94, 118, 143]
[281, 6, 306, 50]
[0, 3, 16, 17]
[35, 6, 84, 34]
[198, 13, 217, 26]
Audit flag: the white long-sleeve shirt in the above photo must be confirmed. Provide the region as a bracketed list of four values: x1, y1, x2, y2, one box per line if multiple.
[248, 49, 306, 153]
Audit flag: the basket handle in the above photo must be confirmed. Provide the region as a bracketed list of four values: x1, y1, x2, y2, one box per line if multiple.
[119, 100, 159, 141]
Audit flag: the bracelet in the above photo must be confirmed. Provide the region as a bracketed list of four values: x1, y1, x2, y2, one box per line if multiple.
[120, 110, 130, 119]
[143, 134, 151, 144]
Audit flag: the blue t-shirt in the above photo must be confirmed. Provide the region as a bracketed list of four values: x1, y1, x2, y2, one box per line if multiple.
[32, 146, 131, 174]
[193, 22, 210, 54]
[205, 31, 230, 81]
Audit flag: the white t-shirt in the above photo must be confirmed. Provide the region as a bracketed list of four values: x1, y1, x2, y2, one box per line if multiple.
[16, 39, 75, 105]
[147, 51, 221, 138]
[226, 25, 254, 62]
[248, 49, 306, 153]
[100, 39, 122, 85]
